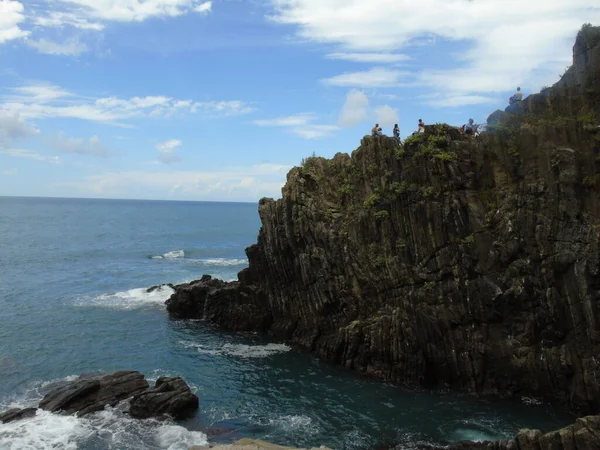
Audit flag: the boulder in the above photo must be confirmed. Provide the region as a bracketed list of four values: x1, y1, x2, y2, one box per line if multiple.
[129, 376, 199, 420]
[39, 370, 149, 416]
[0, 407, 37, 423]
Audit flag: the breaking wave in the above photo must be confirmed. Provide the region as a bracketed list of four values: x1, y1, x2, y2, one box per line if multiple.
[179, 341, 291, 358]
[74, 285, 175, 310]
[151, 250, 185, 259]
[0, 380, 207, 450]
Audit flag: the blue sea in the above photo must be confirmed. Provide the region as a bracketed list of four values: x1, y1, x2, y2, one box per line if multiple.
[0, 197, 572, 450]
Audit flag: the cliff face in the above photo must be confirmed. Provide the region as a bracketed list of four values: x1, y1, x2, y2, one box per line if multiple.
[167, 27, 600, 415]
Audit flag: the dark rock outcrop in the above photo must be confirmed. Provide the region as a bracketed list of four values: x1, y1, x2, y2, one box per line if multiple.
[420, 415, 600, 450]
[0, 407, 36, 423]
[147, 283, 175, 293]
[167, 25, 600, 418]
[129, 376, 199, 419]
[1, 371, 198, 423]
[39, 370, 149, 416]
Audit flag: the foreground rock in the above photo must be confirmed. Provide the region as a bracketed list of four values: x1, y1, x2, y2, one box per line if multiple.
[190, 439, 331, 450]
[1, 371, 198, 422]
[420, 415, 600, 450]
[129, 376, 199, 419]
[167, 26, 600, 415]
[39, 370, 149, 416]
[0, 407, 36, 423]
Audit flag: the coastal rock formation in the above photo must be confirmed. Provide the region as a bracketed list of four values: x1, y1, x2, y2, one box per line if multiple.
[39, 370, 149, 416]
[129, 376, 199, 419]
[189, 438, 331, 450]
[421, 415, 600, 450]
[167, 26, 600, 417]
[0, 407, 36, 424]
[0, 371, 198, 422]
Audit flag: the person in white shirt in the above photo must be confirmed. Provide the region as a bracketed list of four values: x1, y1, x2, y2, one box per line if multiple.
[371, 123, 380, 136]
[510, 87, 523, 104]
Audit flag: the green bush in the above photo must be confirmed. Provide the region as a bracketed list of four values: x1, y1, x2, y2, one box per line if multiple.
[363, 193, 381, 209]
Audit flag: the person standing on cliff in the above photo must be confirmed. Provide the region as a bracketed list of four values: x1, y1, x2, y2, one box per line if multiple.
[372, 123, 380, 137]
[393, 124, 401, 143]
[418, 119, 425, 133]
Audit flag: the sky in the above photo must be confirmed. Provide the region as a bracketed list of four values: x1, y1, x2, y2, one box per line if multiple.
[0, 1, 599, 202]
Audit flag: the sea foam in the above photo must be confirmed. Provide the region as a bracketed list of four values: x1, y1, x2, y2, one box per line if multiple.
[179, 341, 291, 358]
[75, 285, 175, 310]
[151, 250, 185, 259]
[0, 399, 207, 450]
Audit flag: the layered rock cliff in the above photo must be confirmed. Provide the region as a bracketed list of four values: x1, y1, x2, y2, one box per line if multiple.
[167, 26, 600, 416]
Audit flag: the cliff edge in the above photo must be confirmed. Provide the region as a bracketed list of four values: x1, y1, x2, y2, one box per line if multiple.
[167, 26, 600, 416]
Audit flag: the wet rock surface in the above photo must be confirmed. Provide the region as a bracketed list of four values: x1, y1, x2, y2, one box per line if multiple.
[420, 415, 600, 450]
[129, 376, 199, 419]
[1, 371, 198, 422]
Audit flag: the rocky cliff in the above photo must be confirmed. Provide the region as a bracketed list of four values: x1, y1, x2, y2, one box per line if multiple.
[167, 26, 600, 416]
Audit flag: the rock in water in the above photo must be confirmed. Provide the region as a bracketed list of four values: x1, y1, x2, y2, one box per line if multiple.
[419, 415, 600, 449]
[39, 370, 149, 416]
[129, 377, 199, 419]
[166, 26, 600, 415]
[3, 371, 199, 423]
[0, 408, 37, 423]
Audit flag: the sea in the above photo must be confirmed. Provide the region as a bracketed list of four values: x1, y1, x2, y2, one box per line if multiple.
[0, 196, 573, 450]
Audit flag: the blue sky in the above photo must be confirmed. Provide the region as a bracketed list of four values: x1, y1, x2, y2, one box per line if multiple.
[1, 0, 599, 201]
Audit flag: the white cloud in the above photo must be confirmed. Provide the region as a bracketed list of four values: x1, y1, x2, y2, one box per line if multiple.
[46, 132, 109, 157]
[373, 105, 399, 128]
[253, 113, 317, 127]
[55, 163, 293, 201]
[1, 168, 18, 176]
[1, 83, 254, 126]
[0, 111, 40, 148]
[326, 53, 409, 63]
[0, 148, 60, 163]
[27, 37, 89, 56]
[322, 67, 407, 88]
[268, 0, 600, 99]
[0, 0, 29, 44]
[252, 113, 339, 139]
[338, 90, 369, 127]
[422, 94, 498, 108]
[157, 139, 182, 164]
[34, 11, 104, 30]
[194, 1, 212, 13]
[46, 0, 215, 23]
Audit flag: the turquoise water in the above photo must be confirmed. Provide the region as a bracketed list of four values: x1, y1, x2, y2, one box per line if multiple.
[0, 197, 572, 450]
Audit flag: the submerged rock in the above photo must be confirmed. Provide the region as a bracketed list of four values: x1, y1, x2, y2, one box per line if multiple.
[1, 371, 198, 423]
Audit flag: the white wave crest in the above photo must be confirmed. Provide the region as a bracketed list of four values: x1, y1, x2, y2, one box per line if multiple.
[521, 396, 543, 406]
[179, 341, 291, 358]
[0, 409, 89, 450]
[75, 285, 174, 310]
[152, 250, 185, 259]
[269, 414, 317, 433]
[0, 406, 207, 450]
[190, 258, 247, 267]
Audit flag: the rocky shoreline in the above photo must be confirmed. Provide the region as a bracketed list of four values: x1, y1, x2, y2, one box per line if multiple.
[0, 371, 199, 424]
[164, 26, 600, 450]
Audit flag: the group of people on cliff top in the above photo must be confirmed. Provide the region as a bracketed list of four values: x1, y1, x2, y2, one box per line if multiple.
[371, 119, 424, 143]
[371, 87, 522, 142]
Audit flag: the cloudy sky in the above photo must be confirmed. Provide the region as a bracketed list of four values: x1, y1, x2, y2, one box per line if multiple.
[0, 0, 598, 201]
